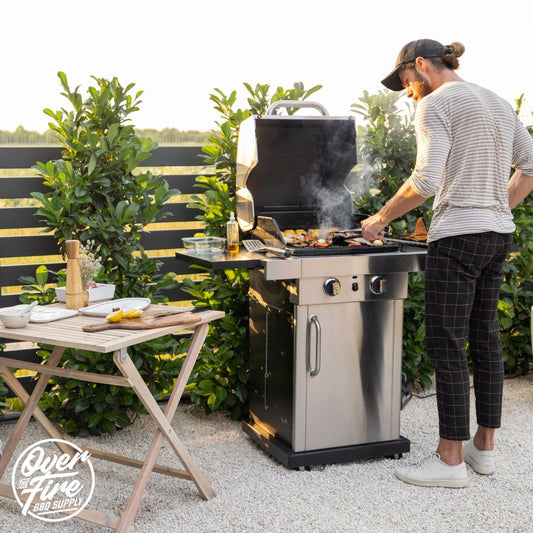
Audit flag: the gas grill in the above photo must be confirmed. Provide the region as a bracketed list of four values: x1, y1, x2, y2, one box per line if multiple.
[236, 101, 398, 256]
[176, 101, 426, 468]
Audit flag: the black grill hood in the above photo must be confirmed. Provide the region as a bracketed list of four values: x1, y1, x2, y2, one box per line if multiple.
[236, 101, 357, 232]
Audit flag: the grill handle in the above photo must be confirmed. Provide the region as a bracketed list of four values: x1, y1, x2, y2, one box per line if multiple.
[266, 100, 329, 116]
[306, 315, 321, 377]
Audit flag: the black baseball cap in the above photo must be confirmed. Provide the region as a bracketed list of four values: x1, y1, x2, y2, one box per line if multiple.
[381, 39, 446, 91]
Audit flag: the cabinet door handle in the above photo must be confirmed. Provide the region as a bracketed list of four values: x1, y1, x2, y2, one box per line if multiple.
[306, 315, 321, 377]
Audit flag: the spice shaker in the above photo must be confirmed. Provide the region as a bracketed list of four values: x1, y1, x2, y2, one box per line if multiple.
[65, 240, 85, 309]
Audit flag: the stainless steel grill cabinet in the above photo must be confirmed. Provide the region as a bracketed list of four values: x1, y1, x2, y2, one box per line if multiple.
[244, 252, 424, 468]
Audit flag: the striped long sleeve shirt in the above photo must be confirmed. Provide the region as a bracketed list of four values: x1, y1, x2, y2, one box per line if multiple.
[406, 81, 533, 242]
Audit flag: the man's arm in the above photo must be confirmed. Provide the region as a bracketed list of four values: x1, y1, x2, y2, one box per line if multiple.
[361, 180, 427, 241]
[508, 170, 533, 209]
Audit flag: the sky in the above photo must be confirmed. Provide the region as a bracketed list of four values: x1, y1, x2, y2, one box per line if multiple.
[1, 0, 532, 134]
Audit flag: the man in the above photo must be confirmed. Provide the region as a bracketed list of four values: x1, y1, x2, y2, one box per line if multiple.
[361, 39, 533, 488]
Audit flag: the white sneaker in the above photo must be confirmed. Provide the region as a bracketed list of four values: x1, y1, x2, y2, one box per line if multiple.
[463, 440, 495, 475]
[395, 453, 468, 488]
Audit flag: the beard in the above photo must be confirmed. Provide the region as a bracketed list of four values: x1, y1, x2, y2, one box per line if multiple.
[410, 71, 433, 100]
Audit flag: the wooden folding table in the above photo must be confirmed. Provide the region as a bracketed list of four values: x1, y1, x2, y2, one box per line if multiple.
[0, 304, 224, 531]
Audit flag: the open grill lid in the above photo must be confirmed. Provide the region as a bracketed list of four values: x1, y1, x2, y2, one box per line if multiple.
[236, 101, 357, 232]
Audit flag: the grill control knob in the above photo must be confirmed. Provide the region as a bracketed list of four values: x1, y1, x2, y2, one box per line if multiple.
[370, 275, 387, 295]
[323, 278, 341, 296]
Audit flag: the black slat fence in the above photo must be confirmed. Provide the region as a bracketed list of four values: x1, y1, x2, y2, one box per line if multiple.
[0, 145, 210, 405]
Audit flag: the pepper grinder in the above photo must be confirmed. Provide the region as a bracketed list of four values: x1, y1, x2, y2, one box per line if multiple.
[65, 240, 85, 310]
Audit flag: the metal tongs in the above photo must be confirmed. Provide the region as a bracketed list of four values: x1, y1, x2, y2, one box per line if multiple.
[262, 246, 291, 259]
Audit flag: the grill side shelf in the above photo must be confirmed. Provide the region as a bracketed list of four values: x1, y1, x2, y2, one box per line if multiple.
[175, 250, 262, 270]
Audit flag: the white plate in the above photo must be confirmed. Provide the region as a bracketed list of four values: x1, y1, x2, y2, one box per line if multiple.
[79, 298, 151, 317]
[30, 306, 79, 323]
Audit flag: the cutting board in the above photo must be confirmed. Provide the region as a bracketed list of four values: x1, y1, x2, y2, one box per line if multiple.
[82, 311, 203, 332]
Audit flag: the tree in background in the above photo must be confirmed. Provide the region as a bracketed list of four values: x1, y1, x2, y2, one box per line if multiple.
[29, 72, 182, 435]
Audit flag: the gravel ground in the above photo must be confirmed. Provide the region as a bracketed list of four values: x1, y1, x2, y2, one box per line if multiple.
[0, 373, 531, 533]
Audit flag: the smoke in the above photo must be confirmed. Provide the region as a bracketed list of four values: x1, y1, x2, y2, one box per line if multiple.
[301, 151, 384, 234]
[303, 168, 354, 235]
[344, 154, 383, 210]
[291, 120, 385, 233]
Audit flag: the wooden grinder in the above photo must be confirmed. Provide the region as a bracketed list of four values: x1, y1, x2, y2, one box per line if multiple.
[65, 240, 85, 310]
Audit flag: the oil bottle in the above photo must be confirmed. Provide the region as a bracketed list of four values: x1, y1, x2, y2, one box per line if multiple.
[226, 212, 239, 253]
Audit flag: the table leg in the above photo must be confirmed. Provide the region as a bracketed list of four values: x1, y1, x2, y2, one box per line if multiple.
[0, 346, 65, 478]
[113, 323, 214, 533]
[0, 365, 72, 455]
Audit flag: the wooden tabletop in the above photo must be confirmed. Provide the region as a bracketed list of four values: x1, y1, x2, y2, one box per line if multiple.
[0, 304, 224, 353]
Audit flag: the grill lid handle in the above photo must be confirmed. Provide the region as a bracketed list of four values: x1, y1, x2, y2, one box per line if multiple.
[266, 100, 329, 116]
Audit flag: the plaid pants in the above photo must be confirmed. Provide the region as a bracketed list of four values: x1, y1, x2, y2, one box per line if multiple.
[425, 232, 513, 441]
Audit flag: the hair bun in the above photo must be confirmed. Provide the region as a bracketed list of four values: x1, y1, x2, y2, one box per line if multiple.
[447, 42, 465, 58]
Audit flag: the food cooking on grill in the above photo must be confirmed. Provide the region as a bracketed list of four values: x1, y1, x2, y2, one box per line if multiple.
[283, 229, 332, 247]
[282, 228, 387, 248]
[235, 110, 399, 256]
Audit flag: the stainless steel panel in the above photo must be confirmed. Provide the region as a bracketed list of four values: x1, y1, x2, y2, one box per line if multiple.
[262, 257, 303, 281]
[293, 300, 403, 452]
[294, 273, 408, 305]
[260, 249, 425, 281]
[248, 279, 295, 449]
[299, 250, 426, 277]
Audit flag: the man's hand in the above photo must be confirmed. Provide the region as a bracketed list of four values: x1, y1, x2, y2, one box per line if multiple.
[361, 180, 428, 241]
[361, 213, 388, 241]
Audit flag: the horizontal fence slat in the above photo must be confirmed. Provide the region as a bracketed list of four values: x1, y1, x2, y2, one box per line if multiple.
[165, 174, 209, 195]
[0, 205, 203, 230]
[142, 146, 205, 167]
[0, 348, 41, 364]
[0, 285, 196, 310]
[0, 294, 29, 307]
[0, 146, 62, 168]
[160, 203, 203, 221]
[0, 262, 65, 286]
[4, 375, 37, 398]
[0, 146, 205, 169]
[0, 177, 49, 198]
[157, 256, 204, 277]
[0, 259, 198, 292]
[140, 228, 203, 250]
[0, 206, 44, 229]
[0, 174, 211, 200]
[0, 234, 58, 258]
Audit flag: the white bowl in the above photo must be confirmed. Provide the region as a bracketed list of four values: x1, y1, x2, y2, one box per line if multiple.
[0, 310, 31, 328]
[55, 283, 116, 303]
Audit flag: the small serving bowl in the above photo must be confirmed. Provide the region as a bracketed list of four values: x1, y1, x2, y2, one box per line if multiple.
[55, 283, 116, 303]
[182, 236, 226, 254]
[0, 310, 32, 328]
